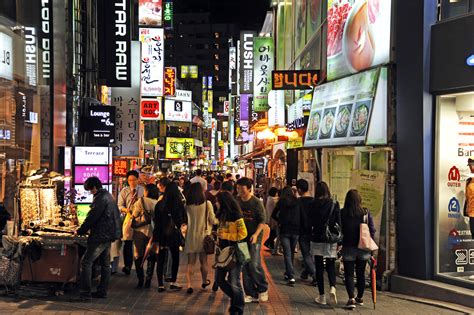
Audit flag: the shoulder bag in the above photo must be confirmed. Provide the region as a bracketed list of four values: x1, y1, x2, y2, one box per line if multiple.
[322, 200, 343, 243]
[203, 201, 216, 254]
[132, 198, 151, 229]
[358, 213, 379, 252]
[213, 245, 236, 270]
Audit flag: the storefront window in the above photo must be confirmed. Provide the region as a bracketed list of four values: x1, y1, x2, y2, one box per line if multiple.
[435, 92, 474, 284]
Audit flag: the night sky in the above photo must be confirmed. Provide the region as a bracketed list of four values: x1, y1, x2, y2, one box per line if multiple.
[174, 0, 270, 29]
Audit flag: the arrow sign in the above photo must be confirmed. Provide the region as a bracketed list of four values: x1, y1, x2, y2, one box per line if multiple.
[467, 54, 474, 67]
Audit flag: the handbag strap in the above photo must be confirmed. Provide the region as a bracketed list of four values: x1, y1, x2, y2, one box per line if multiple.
[204, 201, 209, 233]
[325, 200, 336, 228]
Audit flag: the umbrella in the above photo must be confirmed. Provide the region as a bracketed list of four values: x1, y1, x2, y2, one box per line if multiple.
[370, 256, 377, 309]
[141, 237, 158, 268]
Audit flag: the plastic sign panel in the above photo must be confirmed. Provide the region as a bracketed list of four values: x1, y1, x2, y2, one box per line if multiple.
[164, 99, 192, 122]
[268, 90, 285, 127]
[75, 147, 112, 165]
[165, 137, 196, 159]
[140, 28, 164, 96]
[139, 0, 162, 26]
[82, 105, 116, 145]
[272, 70, 319, 90]
[98, 0, 131, 87]
[163, 1, 173, 29]
[74, 166, 111, 184]
[0, 32, 13, 81]
[166, 89, 192, 102]
[180, 65, 189, 78]
[239, 31, 256, 94]
[113, 159, 128, 176]
[253, 37, 274, 112]
[163, 67, 176, 96]
[327, 0, 392, 81]
[287, 97, 305, 130]
[140, 98, 162, 120]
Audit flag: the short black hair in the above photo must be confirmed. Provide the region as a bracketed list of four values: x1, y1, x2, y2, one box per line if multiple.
[225, 173, 233, 179]
[145, 184, 160, 200]
[213, 180, 222, 191]
[236, 177, 252, 189]
[235, 174, 241, 180]
[84, 177, 103, 191]
[159, 177, 170, 187]
[126, 170, 139, 179]
[206, 176, 213, 184]
[196, 169, 202, 176]
[268, 187, 279, 197]
[221, 181, 234, 192]
[296, 179, 309, 193]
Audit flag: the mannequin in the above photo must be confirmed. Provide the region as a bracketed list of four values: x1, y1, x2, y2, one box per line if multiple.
[465, 158, 474, 237]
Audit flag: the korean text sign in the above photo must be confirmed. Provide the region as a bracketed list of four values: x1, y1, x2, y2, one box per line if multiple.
[140, 28, 164, 96]
[272, 70, 319, 90]
[253, 37, 274, 112]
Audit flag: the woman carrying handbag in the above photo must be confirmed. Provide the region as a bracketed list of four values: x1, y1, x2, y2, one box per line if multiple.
[214, 191, 248, 315]
[340, 189, 377, 310]
[184, 183, 218, 294]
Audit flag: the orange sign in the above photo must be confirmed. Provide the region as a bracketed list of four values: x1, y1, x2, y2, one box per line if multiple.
[113, 159, 128, 176]
[272, 70, 319, 90]
[164, 67, 176, 96]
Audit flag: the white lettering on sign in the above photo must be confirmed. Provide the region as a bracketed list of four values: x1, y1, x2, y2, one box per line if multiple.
[41, 0, 51, 80]
[114, 0, 128, 81]
[243, 34, 253, 69]
[24, 27, 37, 87]
[90, 110, 110, 118]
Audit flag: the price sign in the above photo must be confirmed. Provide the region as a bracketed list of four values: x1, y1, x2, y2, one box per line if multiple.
[140, 98, 162, 120]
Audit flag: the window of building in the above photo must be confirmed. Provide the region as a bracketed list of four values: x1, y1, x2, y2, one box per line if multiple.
[214, 54, 219, 60]
[214, 43, 220, 49]
[214, 64, 219, 71]
[214, 32, 220, 38]
[440, 0, 474, 20]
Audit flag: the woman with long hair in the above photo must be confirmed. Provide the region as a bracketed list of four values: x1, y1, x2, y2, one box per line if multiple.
[310, 181, 341, 306]
[271, 186, 301, 286]
[341, 189, 375, 310]
[184, 183, 218, 294]
[131, 184, 159, 289]
[152, 181, 187, 292]
[215, 191, 247, 315]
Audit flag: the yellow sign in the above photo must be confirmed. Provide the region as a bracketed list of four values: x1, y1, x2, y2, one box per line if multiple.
[165, 137, 196, 159]
[286, 137, 303, 149]
[149, 138, 158, 145]
[207, 90, 213, 113]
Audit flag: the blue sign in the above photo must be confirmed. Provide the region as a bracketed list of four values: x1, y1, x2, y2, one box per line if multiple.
[448, 197, 461, 218]
[467, 55, 474, 67]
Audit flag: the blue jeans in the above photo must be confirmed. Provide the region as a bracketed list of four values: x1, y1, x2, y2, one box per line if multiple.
[242, 242, 268, 298]
[298, 235, 315, 278]
[280, 234, 299, 279]
[216, 263, 244, 314]
[80, 242, 111, 297]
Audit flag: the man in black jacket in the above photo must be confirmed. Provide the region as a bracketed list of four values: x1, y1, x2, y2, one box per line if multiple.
[75, 177, 122, 301]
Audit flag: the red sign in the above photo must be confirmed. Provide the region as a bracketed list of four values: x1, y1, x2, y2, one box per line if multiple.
[140, 98, 161, 120]
[113, 159, 128, 176]
[447, 166, 461, 187]
[164, 67, 176, 96]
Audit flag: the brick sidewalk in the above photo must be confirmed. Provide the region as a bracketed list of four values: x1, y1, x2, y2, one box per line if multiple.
[0, 250, 463, 314]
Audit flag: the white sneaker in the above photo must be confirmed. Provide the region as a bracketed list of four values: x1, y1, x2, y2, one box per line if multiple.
[314, 295, 327, 305]
[259, 290, 269, 302]
[329, 286, 337, 305]
[469, 275, 474, 281]
[244, 295, 259, 303]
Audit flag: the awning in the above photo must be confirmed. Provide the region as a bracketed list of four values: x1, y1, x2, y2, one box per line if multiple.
[238, 147, 271, 161]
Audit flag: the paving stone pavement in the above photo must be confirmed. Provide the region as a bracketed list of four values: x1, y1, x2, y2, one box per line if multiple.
[0, 250, 464, 314]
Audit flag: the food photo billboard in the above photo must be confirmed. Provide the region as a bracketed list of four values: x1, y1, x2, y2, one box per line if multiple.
[327, 0, 392, 81]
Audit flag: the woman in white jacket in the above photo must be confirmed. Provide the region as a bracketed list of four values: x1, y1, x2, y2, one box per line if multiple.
[184, 182, 218, 294]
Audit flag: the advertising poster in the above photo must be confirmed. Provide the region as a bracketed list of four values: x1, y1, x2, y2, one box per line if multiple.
[276, 3, 286, 70]
[307, 0, 322, 39]
[234, 96, 242, 142]
[165, 137, 196, 159]
[164, 99, 192, 122]
[294, 0, 307, 57]
[140, 28, 164, 97]
[304, 67, 381, 147]
[349, 170, 386, 243]
[327, 0, 392, 81]
[253, 37, 274, 112]
[436, 98, 474, 274]
[112, 41, 140, 157]
[240, 94, 250, 137]
[74, 166, 111, 184]
[239, 31, 256, 94]
[268, 90, 285, 127]
[81, 105, 116, 145]
[139, 0, 162, 26]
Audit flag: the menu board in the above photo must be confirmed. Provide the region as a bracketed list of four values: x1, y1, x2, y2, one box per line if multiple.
[327, 0, 392, 81]
[304, 67, 382, 147]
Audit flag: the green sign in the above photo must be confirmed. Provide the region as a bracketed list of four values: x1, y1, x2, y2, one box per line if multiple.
[253, 37, 274, 112]
[163, 1, 173, 30]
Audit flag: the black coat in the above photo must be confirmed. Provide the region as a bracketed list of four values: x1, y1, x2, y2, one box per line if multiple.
[272, 198, 301, 235]
[77, 189, 122, 244]
[153, 197, 186, 247]
[299, 197, 314, 236]
[310, 198, 341, 243]
[340, 208, 376, 247]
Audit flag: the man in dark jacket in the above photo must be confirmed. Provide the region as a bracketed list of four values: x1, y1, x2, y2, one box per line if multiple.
[75, 177, 122, 301]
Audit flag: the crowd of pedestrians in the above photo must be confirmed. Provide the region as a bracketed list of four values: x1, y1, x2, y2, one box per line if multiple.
[73, 169, 377, 314]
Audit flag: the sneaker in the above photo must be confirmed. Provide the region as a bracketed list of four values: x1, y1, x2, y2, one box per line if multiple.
[91, 291, 107, 299]
[169, 284, 182, 291]
[328, 286, 337, 305]
[283, 273, 289, 280]
[355, 297, 364, 306]
[259, 290, 269, 302]
[300, 273, 309, 281]
[288, 278, 296, 286]
[314, 295, 327, 305]
[244, 295, 259, 303]
[345, 299, 356, 310]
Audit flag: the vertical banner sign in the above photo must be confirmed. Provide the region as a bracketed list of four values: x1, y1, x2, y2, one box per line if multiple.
[207, 76, 213, 113]
[163, 0, 173, 30]
[268, 90, 285, 127]
[140, 28, 164, 96]
[229, 46, 236, 91]
[98, 0, 131, 87]
[234, 96, 241, 142]
[39, 0, 52, 85]
[240, 94, 250, 138]
[202, 76, 207, 108]
[163, 67, 176, 96]
[24, 27, 37, 87]
[239, 31, 256, 94]
[112, 41, 140, 157]
[253, 37, 274, 112]
[139, 0, 162, 26]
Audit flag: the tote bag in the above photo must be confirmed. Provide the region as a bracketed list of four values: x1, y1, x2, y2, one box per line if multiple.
[358, 214, 378, 252]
